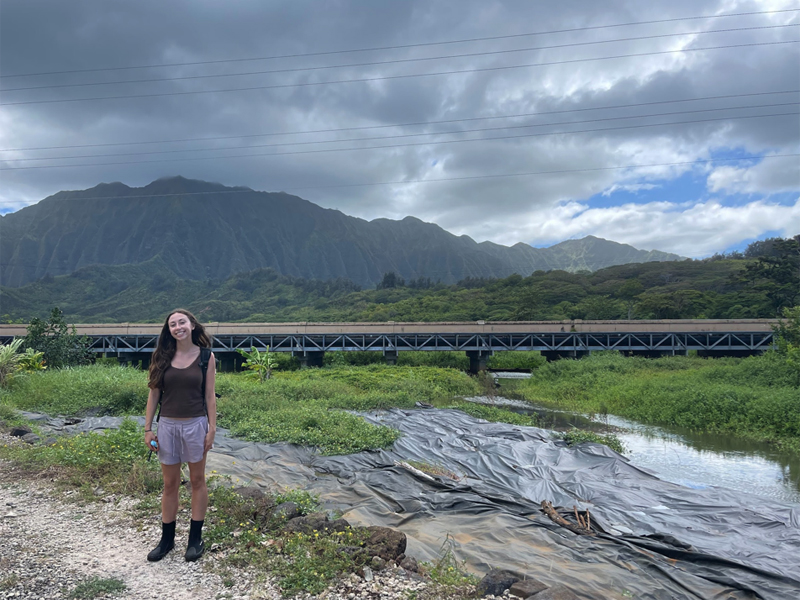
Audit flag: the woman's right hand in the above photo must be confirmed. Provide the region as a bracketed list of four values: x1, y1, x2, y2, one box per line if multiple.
[145, 430, 158, 452]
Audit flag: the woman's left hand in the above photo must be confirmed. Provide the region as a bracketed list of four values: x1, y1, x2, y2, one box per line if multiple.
[204, 430, 215, 453]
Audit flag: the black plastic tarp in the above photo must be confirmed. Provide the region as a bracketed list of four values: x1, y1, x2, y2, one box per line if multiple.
[27, 409, 800, 600]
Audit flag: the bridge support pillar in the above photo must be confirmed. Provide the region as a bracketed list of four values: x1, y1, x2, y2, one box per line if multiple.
[293, 351, 324, 368]
[467, 350, 492, 374]
[384, 350, 398, 366]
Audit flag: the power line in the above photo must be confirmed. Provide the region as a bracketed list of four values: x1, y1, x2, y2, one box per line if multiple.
[2, 40, 797, 107]
[1, 153, 795, 207]
[8, 101, 797, 163]
[4, 89, 796, 153]
[3, 24, 795, 93]
[3, 8, 797, 79]
[2, 112, 796, 171]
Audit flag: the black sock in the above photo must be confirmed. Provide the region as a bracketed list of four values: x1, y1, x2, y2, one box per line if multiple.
[159, 520, 176, 548]
[188, 519, 204, 547]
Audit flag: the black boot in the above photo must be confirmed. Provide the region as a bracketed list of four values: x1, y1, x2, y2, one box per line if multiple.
[147, 521, 175, 562]
[184, 519, 205, 562]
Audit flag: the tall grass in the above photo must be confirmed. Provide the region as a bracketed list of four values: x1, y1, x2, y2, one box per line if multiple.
[514, 352, 800, 451]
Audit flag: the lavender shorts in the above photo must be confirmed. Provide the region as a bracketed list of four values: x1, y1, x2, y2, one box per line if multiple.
[156, 416, 208, 465]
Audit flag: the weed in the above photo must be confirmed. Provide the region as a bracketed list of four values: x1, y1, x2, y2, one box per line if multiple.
[420, 534, 478, 587]
[406, 460, 461, 481]
[68, 576, 126, 599]
[561, 429, 626, 454]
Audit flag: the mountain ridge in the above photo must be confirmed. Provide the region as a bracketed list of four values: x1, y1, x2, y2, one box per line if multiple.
[0, 176, 684, 287]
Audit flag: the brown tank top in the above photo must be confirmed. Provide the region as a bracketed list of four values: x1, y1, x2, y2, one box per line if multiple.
[160, 353, 205, 418]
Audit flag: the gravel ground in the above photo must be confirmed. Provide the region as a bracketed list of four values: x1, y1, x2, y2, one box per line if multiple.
[0, 432, 474, 600]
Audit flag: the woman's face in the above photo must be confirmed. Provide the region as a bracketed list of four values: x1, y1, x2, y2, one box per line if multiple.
[168, 312, 194, 342]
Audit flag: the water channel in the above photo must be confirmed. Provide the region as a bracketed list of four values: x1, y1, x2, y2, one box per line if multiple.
[491, 375, 800, 506]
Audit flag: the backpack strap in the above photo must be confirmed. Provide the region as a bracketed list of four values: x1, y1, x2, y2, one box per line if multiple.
[199, 347, 211, 417]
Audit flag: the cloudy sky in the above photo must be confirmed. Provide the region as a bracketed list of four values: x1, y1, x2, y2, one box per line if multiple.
[1, 0, 798, 257]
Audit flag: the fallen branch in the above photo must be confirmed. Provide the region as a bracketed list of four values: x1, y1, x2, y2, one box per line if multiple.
[541, 501, 593, 536]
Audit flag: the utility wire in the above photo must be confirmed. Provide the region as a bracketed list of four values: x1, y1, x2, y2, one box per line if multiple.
[2, 112, 796, 171]
[1, 153, 795, 207]
[8, 101, 798, 163]
[4, 89, 796, 153]
[2, 8, 796, 79]
[2, 40, 797, 107]
[3, 24, 795, 93]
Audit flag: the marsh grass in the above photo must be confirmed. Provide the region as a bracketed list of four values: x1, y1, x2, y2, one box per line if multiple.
[516, 352, 800, 451]
[561, 429, 626, 454]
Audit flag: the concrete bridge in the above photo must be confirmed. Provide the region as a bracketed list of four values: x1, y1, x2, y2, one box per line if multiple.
[0, 320, 777, 373]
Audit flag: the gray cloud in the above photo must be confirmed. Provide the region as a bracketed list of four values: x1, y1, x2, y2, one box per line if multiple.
[1, 0, 798, 254]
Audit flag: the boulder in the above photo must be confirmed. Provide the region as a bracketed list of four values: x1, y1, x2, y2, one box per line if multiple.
[364, 526, 407, 561]
[232, 486, 266, 501]
[509, 578, 548, 598]
[399, 556, 419, 573]
[43, 437, 58, 446]
[477, 569, 521, 597]
[285, 513, 350, 535]
[269, 501, 301, 522]
[21, 433, 41, 444]
[530, 584, 582, 600]
[9, 426, 32, 437]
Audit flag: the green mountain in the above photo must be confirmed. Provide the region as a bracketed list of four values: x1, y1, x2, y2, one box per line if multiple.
[0, 176, 683, 288]
[0, 256, 770, 323]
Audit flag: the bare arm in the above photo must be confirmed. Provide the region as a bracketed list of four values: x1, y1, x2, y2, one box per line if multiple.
[144, 387, 160, 450]
[204, 352, 217, 452]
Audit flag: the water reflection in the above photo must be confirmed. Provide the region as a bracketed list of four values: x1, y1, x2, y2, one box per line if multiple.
[489, 385, 800, 505]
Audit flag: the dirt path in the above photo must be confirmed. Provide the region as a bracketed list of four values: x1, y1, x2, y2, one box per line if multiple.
[0, 475, 274, 600]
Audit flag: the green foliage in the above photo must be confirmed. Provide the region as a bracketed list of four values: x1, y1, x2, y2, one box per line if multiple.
[741, 235, 800, 313]
[517, 352, 800, 451]
[237, 345, 277, 382]
[68, 577, 127, 599]
[443, 401, 538, 427]
[0, 252, 783, 323]
[420, 534, 478, 587]
[774, 306, 800, 383]
[4, 365, 148, 416]
[274, 488, 320, 515]
[0, 338, 24, 387]
[18, 348, 46, 372]
[23, 307, 92, 368]
[561, 429, 626, 454]
[0, 418, 162, 498]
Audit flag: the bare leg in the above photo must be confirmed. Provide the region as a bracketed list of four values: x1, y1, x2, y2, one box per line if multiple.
[161, 463, 181, 522]
[188, 454, 208, 521]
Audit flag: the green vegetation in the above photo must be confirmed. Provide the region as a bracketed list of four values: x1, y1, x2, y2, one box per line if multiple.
[0, 253, 780, 324]
[68, 577, 127, 599]
[22, 307, 92, 368]
[237, 345, 277, 382]
[420, 535, 478, 588]
[0, 418, 162, 499]
[561, 429, 626, 455]
[514, 352, 800, 452]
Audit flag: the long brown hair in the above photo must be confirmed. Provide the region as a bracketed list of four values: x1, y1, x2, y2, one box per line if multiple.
[148, 309, 211, 389]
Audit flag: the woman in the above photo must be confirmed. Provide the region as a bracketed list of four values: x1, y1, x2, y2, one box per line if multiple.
[144, 309, 217, 562]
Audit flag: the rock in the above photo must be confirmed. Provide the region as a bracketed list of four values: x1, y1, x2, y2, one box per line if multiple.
[232, 486, 266, 501]
[477, 569, 521, 597]
[9, 426, 32, 437]
[509, 578, 548, 598]
[284, 513, 351, 536]
[43, 437, 58, 446]
[363, 566, 373, 582]
[529, 584, 582, 599]
[370, 556, 386, 571]
[21, 433, 41, 444]
[399, 556, 418, 573]
[269, 501, 301, 521]
[364, 526, 406, 561]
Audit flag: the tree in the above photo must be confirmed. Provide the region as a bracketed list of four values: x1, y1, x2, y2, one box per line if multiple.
[774, 306, 800, 384]
[618, 279, 644, 319]
[377, 272, 405, 290]
[742, 235, 800, 313]
[237, 346, 277, 382]
[23, 307, 92, 368]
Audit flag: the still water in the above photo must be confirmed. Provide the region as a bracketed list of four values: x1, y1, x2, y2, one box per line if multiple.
[489, 383, 800, 505]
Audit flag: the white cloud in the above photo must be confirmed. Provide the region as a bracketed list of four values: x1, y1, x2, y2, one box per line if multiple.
[517, 196, 800, 256]
[707, 153, 800, 195]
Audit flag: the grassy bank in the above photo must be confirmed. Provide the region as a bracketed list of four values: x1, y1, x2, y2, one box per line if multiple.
[1, 363, 539, 454]
[511, 352, 800, 452]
